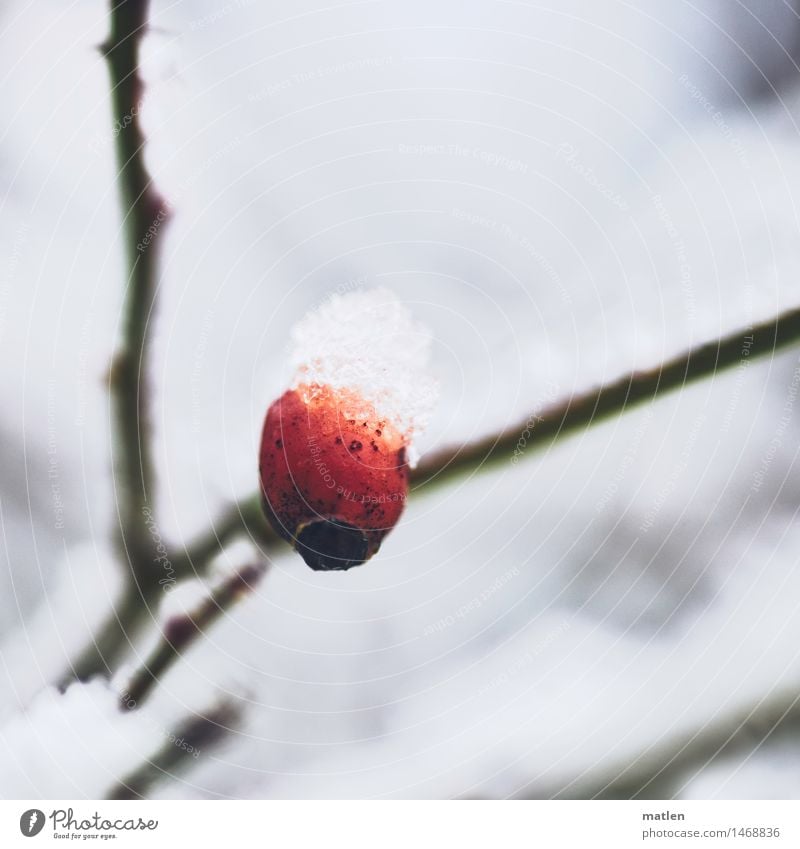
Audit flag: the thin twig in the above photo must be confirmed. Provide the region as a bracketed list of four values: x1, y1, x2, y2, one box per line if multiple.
[172, 494, 277, 581]
[58, 584, 146, 688]
[120, 562, 266, 710]
[412, 306, 800, 491]
[106, 699, 243, 800]
[181, 306, 800, 570]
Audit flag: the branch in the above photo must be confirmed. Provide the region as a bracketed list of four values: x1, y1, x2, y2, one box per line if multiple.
[120, 562, 267, 710]
[172, 494, 278, 581]
[103, 0, 170, 570]
[181, 305, 800, 569]
[412, 306, 800, 490]
[106, 699, 243, 800]
[57, 584, 147, 689]
[60, 0, 171, 687]
[547, 685, 800, 799]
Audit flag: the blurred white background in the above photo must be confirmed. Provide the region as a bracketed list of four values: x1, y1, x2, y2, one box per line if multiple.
[1, 0, 800, 799]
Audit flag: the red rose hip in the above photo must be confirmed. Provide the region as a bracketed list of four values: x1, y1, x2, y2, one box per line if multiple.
[259, 383, 409, 570]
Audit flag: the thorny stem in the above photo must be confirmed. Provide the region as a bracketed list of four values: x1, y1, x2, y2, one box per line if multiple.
[103, 0, 169, 571]
[120, 562, 267, 710]
[61, 0, 170, 687]
[181, 305, 800, 568]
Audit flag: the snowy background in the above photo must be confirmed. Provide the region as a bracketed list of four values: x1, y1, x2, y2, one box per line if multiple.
[1, 0, 800, 799]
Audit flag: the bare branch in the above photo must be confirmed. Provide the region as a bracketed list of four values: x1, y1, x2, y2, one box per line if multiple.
[106, 699, 243, 800]
[103, 0, 171, 571]
[120, 562, 266, 710]
[57, 584, 147, 689]
[412, 306, 800, 490]
[173, 495, 278, 581]
[60, 0, 171, 688]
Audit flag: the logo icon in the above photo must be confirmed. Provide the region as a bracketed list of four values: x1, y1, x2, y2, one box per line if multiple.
[19, 809, 45, 837]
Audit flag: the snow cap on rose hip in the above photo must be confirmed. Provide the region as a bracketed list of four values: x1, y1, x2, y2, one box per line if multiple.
[259, 288, 437, 571]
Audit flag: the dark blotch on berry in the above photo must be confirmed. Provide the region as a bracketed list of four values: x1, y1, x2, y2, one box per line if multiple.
[295, 520, 370, 571]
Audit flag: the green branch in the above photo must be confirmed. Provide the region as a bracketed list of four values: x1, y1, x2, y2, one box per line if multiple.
[103, 0, 169, 570]
[61, 0, 170, 687]
[412, 306, 800, 490]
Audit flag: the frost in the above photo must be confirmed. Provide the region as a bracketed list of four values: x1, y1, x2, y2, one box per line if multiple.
[289, 288, 438, 449]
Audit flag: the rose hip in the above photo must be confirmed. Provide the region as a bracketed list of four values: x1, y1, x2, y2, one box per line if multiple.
[259, 383, 409, 570]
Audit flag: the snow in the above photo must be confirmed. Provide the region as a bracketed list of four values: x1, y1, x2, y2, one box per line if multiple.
[1, 0, 800, 799]
[289, 287, 437, 442]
